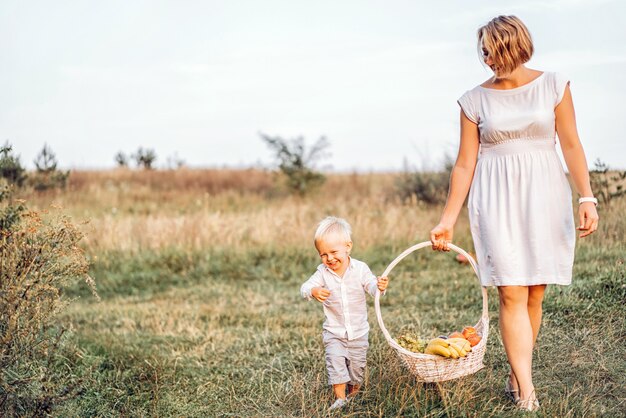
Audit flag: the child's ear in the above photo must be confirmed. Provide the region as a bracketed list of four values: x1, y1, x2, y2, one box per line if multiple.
[346, 241, 353, 253]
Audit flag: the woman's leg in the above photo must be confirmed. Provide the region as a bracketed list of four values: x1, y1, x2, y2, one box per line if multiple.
[498, 286, 536, 401]
[527, 284, 547, 345]
[509, 285, 547, 389]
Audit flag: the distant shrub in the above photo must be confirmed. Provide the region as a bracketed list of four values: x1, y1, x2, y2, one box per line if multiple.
[0, 185, 98, 415]
[590, 158, 626, 205]
[165, 152, 185, 169]
[395, 155, 454, 205]
[30, 144, 70, 191]
[260, 133, 330, 196]
[0, 142, 27, 187]
[114, 151, 129, 167]
[132, 147, 157, 170]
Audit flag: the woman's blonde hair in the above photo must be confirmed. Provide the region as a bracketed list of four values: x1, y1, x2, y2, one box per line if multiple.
[478, 15, 534, 76]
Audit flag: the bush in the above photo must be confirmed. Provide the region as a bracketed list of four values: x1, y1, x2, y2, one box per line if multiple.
[590, 158, 626, 205]
[395, 155, 454, 205]
[0, 142, 27, 187]
[260, 133, 330, 196]
[30, 144, 70, 191]
[132, 147, 157, 170]
[114, 151, 129, 167]
[165, 152, 185, 169]
[0, 185, 98, 415]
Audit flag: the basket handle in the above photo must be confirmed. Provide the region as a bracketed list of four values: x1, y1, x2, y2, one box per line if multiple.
[374, 241, 488, 347]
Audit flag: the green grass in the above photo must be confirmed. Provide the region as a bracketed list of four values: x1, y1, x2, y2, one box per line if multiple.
[55, 240, 626, 417]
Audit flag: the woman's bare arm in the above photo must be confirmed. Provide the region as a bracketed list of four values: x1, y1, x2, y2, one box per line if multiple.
[431, 110, 480, 250]
[555, 85, 599, 237]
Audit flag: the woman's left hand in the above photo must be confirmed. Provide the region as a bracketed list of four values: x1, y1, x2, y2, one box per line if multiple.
[577, 202, 599, 238]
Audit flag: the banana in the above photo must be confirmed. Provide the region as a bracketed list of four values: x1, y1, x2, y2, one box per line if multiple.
[461, 347, 469, 357]
[428, 338, 449, 348]
[446, 343, 460, 358]
[448, 342, 466, 358]
[447, 338, 472, 353]
[425, 344, 451, 358]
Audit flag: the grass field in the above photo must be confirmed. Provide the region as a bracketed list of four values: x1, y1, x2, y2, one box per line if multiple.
[18, 170, 626, 417]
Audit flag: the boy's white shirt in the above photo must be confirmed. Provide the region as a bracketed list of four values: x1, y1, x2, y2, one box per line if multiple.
[300, 257, 384, 341]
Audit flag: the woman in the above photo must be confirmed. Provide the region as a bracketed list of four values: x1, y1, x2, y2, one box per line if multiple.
[430, 16, 599, 411]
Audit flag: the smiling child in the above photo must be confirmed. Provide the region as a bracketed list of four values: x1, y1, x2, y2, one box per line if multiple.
[300, 216, 388, 411]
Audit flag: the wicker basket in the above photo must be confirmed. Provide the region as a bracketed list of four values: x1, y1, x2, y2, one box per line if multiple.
[374, 241, 489, 382]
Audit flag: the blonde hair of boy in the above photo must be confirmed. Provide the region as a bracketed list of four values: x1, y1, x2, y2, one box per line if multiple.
[478, 15, 534, 77]
[314, 216, 352, 245]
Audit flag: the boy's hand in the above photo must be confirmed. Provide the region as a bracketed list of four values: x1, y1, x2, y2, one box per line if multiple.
[377, 276, 389, 291]
[311, 287, 331, 303]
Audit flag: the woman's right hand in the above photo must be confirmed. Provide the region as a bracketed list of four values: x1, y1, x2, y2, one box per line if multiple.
[430, 223, 454, 251]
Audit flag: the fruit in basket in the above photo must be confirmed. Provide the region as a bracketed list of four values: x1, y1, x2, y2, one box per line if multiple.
[466, 334, 481, 347]
[462, 326, 477, 338]
[425, 344, 451, 357]
[448, 331, 465, 339]
[424, 338, 452, 358]
[447, 338, 469, 356]
[396, 333, 427, 353]
[447, 338, 471, 354]
[429, 338, 450, 347]
[447, 342, 463, 358]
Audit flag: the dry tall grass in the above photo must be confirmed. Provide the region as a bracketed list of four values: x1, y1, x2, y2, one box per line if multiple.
[19, 170, 463, 253]
[20, 169, 623, 255]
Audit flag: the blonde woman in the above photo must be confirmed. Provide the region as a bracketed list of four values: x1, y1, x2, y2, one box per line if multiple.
[430, 16, 599, 411]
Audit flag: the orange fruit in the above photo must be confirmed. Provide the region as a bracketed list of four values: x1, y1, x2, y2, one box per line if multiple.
[448, 331, 465, 339]
[467, 334, 481, 347]
[462, 326, 477, 338]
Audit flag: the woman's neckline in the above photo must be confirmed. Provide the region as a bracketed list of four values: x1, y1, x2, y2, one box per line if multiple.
[478, 72, 546, 93]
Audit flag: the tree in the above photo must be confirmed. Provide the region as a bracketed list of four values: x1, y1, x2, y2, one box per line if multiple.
[0, 142, 27, 187]
[33, 143, 58, 173]
[260, 133, 330, 196]
[31, 144, 69, 191]
[132, 147, 157, 170]
[114, 151, 129, 167]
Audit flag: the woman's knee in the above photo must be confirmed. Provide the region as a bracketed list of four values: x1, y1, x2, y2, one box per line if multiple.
[498, 286, 529, 308]
[527, 285, 546, 308]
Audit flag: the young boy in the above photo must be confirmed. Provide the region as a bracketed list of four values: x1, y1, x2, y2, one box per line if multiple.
[300, 216, 389, 411]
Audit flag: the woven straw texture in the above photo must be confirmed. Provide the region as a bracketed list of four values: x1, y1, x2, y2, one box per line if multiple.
[375, 242, 489, 383]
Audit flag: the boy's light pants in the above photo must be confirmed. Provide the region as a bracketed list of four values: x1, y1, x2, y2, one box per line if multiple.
[323, 330, 368, 386]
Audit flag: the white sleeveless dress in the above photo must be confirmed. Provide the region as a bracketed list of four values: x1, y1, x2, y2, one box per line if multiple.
[458, 72, 575, 287]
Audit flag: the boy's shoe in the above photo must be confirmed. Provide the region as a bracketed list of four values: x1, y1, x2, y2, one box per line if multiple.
[329, 398, 348, 411]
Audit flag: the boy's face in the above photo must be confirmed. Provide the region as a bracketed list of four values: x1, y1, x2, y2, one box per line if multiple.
[315, 234, 352, 274]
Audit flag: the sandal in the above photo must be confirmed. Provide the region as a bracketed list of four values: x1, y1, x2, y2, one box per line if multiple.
[516, 398, 540, 412]
[504, 378, 519, 404]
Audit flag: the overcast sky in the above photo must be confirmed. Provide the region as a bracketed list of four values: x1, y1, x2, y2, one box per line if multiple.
[2, 0, 625, 171]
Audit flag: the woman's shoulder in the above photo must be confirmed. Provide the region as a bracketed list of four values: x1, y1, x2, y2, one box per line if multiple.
[458, 85, 483, 109]
[535, 70, 570, 87]
[459, 84, 482, 100]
